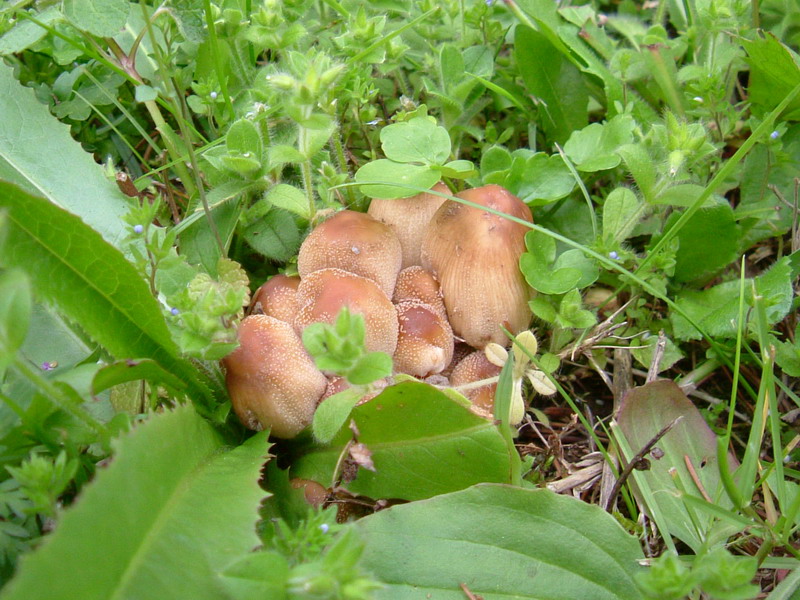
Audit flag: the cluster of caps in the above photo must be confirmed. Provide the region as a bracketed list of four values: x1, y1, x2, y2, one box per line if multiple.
[223, 184, 535, 438]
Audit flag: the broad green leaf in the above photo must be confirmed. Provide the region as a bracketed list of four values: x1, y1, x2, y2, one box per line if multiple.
[0, 63, 130, 247]
[264, 184, 309, 219]
[0, 183, 216, 408]
[508, 152, 575, 205]
[743, 34, 800, 121]
[347, 352, 392, 385]
[226, 119, 262, 158]
[380, 118, 451, 165]
[0, 406, 269, 600]
[0, 270, 32, 370]
[0, 7, 62, 55]
[438, 160, 477, 179]
[355, 160, 440, 199]
[670, 203, 739, 283]
[616, 380, 739, 552]
[62, 0, 130, 37]
[218, 551, 290, 600]
[563, 114, 636, 172]
[243, 209, 300, 262]
[652, 183, 705, 207]
[355, 484, 645, 599]
[312, 388, 363, 444]
[514, 25, 588, 145]
[519, 230, 597, 294]
[181, 199, 242, 276]
[603, 187, 644, 243]
[291, 382, 515, 501]
[90, 359, 189, 396]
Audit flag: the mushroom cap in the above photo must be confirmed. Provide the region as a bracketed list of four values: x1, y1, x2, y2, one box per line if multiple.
[368, 181, 450, 268]
[222, 315, 327, 438]
[421, 184, 533, 349]
[249, 274, 301, 323]
[392, 266, 446, 318]
[449, 349, 502, 416]
[393, 299, 454, 378]
[294, 268, 399, 355]
[297, 210, 403, 297]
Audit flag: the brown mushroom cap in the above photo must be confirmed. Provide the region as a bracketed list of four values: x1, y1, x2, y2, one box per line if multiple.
[368, 181, 450, 268]
[222, 315, 327, 438]
[249, 274, 301, 323]
[449, 349, 502, 416]
[392, 266, 446, 318]
[393, 299, 454, 378]
[421, 184, 533, 349]
[294, 268, 399, 355]
[297, 210, 402, 297]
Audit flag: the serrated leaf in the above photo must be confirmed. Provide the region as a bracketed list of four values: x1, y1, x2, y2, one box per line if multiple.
[291, 382, 516, 501]
[380, 118, 451, 165]
[0, 405, 269, 600]
[62, 0, 130, 37]
[616, 381, 739, 552]
[355, 484, 644, 599]
[0, 63, 130, 247]
[355, 160, 441, 199]
[0, 183, 216, 408]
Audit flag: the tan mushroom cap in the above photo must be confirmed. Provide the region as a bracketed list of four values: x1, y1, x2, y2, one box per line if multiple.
[392, 266, 446, 318]
[297, 210, 403, 297]
[368, 181, 450, 268]
[449, 349, 502, 416]
[421, 184, 533, 349]
[222, 315, 327, 438]
[249, 274, 301, 323]
[294, 268, 399, 355]
[393, 299, 454, 378]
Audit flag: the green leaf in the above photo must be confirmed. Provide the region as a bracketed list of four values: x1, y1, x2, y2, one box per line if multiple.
[0, 405, 269, 600]
[0, 63, 130, 247]
[347, 352, 392, 385]
[0, 270, 31, 370]
[355, 160, 440, 199]
[670, 203, 739, 283]
[507, 152, 576, 205]
[243, 209, 300, 262]
[520, 230, 597, 294]
[291, 382, 515, 501]
[0, 7, 62, 55]
[380, 117, 451, 165]
[182, 200, 242, 275]
[564, 114, 636, 172]
[438, 159, 477, 179]
[219, 551, 290, 600]
[62, 0, 130, 38]
[312, 388, 363, 444]
[134, 84, 158, 103]
[90, 359, 189, 397]
[226, 119, 263, 160]
[264, 184, 309, 219]
[743, 34, 800, 120]
[616, 381, 739, 552]
[514, 25, 588, 145]
[355, 484, 644, 599]
[603, 187, 645, 243]
[0, 183, 216, 409]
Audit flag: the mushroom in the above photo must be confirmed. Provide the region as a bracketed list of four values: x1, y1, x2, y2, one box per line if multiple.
[249, 274, 301, 322]
[297, 210, 403, 297]
[393, 299, 454, 378]
[392, 266, 446, 318]
[421, 184, 533, 349]
[222, 315, 328, 438]
[368, 181, 450, 268]
[294, 268, 399, 355]
[449, 349, 502, 417]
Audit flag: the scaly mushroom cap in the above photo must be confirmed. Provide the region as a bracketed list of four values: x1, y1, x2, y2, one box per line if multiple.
[421, 184, 533, 349]
[392, 266, 446, 318]
[297, 210, 402, 297]
[223, 315, 327, 438]
[393, 299, 454, 378]
[294, 268, 399, 355]
[249, 274, 301, 323]
[449, 349, 502, 416]
[368, 181, 450, 268]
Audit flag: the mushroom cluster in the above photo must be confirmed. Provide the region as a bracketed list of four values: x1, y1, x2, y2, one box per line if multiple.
[223, 184, 534, 437]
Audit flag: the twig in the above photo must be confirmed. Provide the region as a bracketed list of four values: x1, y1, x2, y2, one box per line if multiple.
[683, 455, 712, 503]
[603, 416, 683, 512]
[646, 330, 668, 383]
[459, 583, 484, 600]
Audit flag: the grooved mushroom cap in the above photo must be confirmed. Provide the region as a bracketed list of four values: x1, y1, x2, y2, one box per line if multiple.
[368, 181, 450, 268]
[392, 266, 446, 318]
[393, 299, 454, 378]
[297, 210, 403, 297]
[449, 350, 502, 416]
[222, 315, 327, 438]
[421, 184, 533, 349]
[294, 268, 399, 355]
[249, 274, 301, 323]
